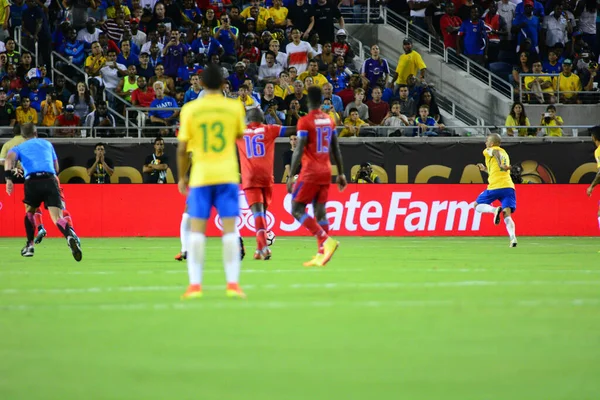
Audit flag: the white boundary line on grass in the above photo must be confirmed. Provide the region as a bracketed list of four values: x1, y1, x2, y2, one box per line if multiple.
[1, 298, 600, 312]
[2, 280, 600, 295]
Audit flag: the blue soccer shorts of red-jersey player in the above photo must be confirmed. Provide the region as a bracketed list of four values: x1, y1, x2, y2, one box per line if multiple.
[244, 186, 273, 209]
[292, 180, 329, 205]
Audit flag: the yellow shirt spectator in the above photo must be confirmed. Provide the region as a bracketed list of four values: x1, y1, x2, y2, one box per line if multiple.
[540, 115, 563, 137]
[178, 93, 246, 187]
[505, 114, 531, 137]
[395, 51, 426, 85]
[0, 0, 9, 28]
[106, 5, 131, 19]
[85, 55, 106, 77]
[553, 72, 581, 99]
[298, 71, 328, 88]
[41, 100, 63, 127]
[241, 6, 270, 32]
[339, 114, 368, 137]
[16, 106, 38, 125]
[274, 84, 292, 99]
[268, 6, 288, 26]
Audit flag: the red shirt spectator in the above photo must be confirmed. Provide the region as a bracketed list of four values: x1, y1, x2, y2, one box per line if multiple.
[337, 87, 356, 107]
[132, 81, 156, 107]
[196, 0, 231, 18]
[440, 5, 462, 49]
[366, 88, 390, 126]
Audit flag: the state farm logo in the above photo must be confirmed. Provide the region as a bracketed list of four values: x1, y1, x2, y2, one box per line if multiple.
[213, 190, 275, 232]
[277, 192, 482, 233]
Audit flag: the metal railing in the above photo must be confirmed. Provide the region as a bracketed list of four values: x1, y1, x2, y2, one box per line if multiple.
[518, 73, 599, 104]
[339, 3, 385, 24]
[15, 26, 39, 66]
[383, 8, 514, 99]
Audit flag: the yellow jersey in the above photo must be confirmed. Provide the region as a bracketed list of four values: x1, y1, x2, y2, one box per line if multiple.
[268, 6, 288, 26]
[553, 73, 581, 99]
[394, 51, 427, 85]
[541, 116, 563, 137]
[0, 135, 25, 161]
[298, 72, 328, 88]
[595, 146, 600, 169]
[178, 93, 246, 187]
[484, 146, 514, 190]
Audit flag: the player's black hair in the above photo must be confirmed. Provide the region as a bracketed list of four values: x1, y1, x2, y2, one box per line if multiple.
[246, 108, 264, 123]
[591, 126, 600, 142]
[306, 86, 322, 109]
[201, 64, 224, 90]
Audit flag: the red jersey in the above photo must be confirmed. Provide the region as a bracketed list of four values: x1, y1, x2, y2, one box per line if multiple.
[236, 122, 284, 189]
[297, 110, 336, 185]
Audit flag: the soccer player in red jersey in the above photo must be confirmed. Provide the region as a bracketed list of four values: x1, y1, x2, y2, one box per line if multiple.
[287, 86, 347, 267]
[237, 108, 288, 260]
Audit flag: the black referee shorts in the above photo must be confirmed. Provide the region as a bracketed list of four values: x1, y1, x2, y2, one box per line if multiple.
[23, 174, 64, 210]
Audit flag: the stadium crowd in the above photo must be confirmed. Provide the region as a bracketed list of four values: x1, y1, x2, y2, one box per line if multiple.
[0, 0, 595, 139]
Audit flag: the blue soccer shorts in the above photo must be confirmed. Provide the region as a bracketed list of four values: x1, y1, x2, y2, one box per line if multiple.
[475, 188, 517, 213]
[187, 184, 240, 219]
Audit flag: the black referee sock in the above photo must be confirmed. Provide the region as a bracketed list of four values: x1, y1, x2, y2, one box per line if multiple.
[24, 213, 35, 245]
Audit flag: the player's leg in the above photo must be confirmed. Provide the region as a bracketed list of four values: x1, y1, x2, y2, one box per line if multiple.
[33, 207, 46, 244]
[597, 201, 600, 230]
[176, 203, 190, 261]
[313, 185, 339, 266]
[246, 187, 269, 259]
[474, 190, 503, 225]
[46, 182, 83, 261]
[181, 187, 211, 299]
[21, 180, 43, 256]
[500, 188, 517, 247]
[291, 182, 329, 264]
[215, 184, 245, 298]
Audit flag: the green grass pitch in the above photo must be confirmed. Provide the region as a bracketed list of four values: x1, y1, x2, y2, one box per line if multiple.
[1, 236, 599, 400]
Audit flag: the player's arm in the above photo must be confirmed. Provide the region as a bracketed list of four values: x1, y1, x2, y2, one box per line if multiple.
[3, 150, 16, 179]
[492, 149, 510, 171]
[176, 141, 190, 193]
[587, 169, 600, 196]
[287, 135, 306, 193]
[330, 130, 347, 191]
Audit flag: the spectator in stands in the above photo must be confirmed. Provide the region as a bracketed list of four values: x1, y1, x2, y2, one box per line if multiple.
[457, 0, 483, 22]
[141, 31, 164, 54]
[16, 97, 37, 125]
[69, 82, 95, 122]
[260, 39, 288, 68]
[269, 0, 289, 28]
[131, 76, 155, 126]
[274, 70, 293, 99]
[326, 59, 347, 93]
[209, 54, 231, 79]
[54, 104, 81, 137]
[136, 52, 154, 79]
[284, 79, 307, 111]
[162, 30, 187, 78]
[143, 136, 169, 184]
[286, 28, 314, 74]
[229, 61, 250, 92]
[162, 0, 183, 27]
[16, 52, 32, 81]
[100, 49, 128, 104]
[553, 58, 582, 103]
[337, 73, 362, 106]
[261, 82, 283, 108]
[539, 104, 564, 136]
[86, 142, 114, 183]
[524, 60, 555, 103]
[396, 84, 416, 122]
[227, 6, 244, 31]
[77, 18, 102, 48]
[214, 12, 239, 64]
[0, 88, 15, 127]
[9, 0, 26, 37]
[107, 0, 131, 19]
[505, 101, 531, 136]
[316, 42, 334, 72]
[183, 74, 203, 103]
[414, 104, 444, 136]
[148, 44, 163, 68]
[321, 97, 341, 125]
[259, 51, 284, 85]
[285, 98, 306, 125]
[512, 0, 541, 53]
[484, 2, 508, 64]
[314, 0, 345, 45]
[130, 18, 147, 49]
[331, 29, 355, 66]
[5, 64, 22, 92]
[299, 59, 328, 88]
[148, 2, 177, 32]
[440, 2, 462, 50]
[85, 101, 116, 131]
[512, 51, 532, 95]
[382, 101, 410, 131]
[408, 0, 429, 31]
[543, 49, 562, 73]
[541, 3, 571, 51]
[457, 8, 488, 65]
[238, 33, 261, 64]
[361, 44, 391, 89]
[149, 81, 179, 134]
[243, 78, 262, 103]
[22, 0, 51, 66]
[366, 86, 389, 126]
[393, 38, 427, 91]
[85, 41, 106, 81]
[103, 9, 131, 42]
[116, 40, 139, 67]
[41, 92, 63, 128]
[321, 82, 343, 114]
[574, 0, 597, 51]
[149, 64, 175, 95]
[238, 84, 260, 111]
[5, 38, 20, 66]
[116, 65, 139, 104]
[344, 87, 369, 121]
[516, 0, 545, 17]
[287, 0, 315, 39]
[417, 89, 443, 123]
[264, 99, 285, 124]
[339, 107, 367, 137]
[177, 53, 202, 89]
[22, 72, 45, 113]
[192, 26, 223, 60]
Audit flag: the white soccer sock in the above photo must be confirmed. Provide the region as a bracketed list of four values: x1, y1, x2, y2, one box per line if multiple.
[504, 216, 516, 240]
[222, 232, 241, 284]
[475, 204, 496, 214]
[233, 223, 240, 236]
[186, 232, 205, 285]
[180, 213, 190, 253]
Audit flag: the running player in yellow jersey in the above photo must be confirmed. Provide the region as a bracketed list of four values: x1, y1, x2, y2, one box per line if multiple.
[585, 126, 600, 231]
[176, 65, 247, 300]
[474, 133, 518, 247]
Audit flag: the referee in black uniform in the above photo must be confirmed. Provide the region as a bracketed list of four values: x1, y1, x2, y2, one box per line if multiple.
[4, 123, 82, 261]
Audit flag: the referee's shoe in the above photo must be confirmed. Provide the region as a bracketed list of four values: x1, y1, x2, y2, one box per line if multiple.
[67, 235, 82, 262]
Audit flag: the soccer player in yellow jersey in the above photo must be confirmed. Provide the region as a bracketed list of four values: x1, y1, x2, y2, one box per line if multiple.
[585, 126, 600, 231]
[177, 65, 247, 300]
[474, 133, 518, 247]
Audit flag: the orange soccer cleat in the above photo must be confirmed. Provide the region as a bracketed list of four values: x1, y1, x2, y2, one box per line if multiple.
[226, 283, 247, 299]
[181, 284, 202, 300]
